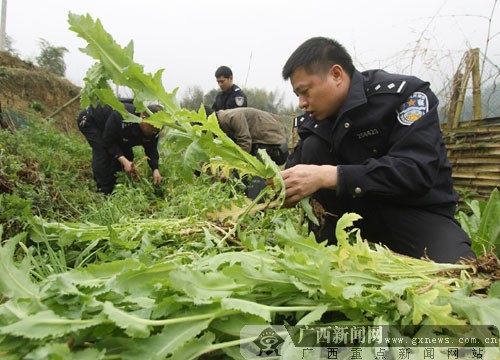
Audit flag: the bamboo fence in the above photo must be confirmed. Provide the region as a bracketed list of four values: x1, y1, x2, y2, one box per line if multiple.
[443, 117, 500, 200]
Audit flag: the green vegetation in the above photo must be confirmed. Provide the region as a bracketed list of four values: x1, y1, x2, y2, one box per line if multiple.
[0, 13, 498, 360]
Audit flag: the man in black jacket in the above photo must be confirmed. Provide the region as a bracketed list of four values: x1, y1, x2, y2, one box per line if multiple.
[212, 66, 248, 111]
[281, 36, 474, 263]
[77, 99, 162, 194]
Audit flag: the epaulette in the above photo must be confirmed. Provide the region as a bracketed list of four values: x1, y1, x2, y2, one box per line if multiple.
[365, 80, 407, 96]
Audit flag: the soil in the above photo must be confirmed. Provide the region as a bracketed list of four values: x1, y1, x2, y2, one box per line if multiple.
[0, 51, 82, 134]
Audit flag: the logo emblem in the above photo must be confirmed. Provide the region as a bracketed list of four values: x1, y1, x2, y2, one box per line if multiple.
[235, 96, 245, 107]
[396, 92, 428, 126]
[252, 327, 285, 356]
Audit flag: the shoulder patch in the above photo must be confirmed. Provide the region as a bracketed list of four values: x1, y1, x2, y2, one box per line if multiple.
[396, 92, 428, 126]
[366, 80, 407, 96]
[235, 96, 245, 107]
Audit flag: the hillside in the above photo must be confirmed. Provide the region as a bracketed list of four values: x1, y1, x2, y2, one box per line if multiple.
[0, 51, 81, 133]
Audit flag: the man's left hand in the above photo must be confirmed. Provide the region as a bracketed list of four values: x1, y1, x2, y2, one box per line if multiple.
[152, 169, 162, 185]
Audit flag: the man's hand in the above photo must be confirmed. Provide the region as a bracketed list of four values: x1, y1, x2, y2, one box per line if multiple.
[152, 169, 162, 185]
[119, 156, 140, 180]
[280, 164, 338, 207]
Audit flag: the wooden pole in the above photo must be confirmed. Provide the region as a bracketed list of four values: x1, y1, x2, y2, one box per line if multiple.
[447, 70, 463, 129]
[452, 50, 474, 128]
[45, 94, 81, 120]
[0, 0, 7, 51]
[471, 48, 483, 120]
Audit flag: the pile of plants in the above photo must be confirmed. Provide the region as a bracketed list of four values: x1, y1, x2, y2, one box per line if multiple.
[0, 13, 498, 360]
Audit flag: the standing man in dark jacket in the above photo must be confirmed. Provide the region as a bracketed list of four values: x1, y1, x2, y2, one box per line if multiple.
[77, 99, 162, 194]
[212, 66, 248, 111]
[281, 36, 474, 263]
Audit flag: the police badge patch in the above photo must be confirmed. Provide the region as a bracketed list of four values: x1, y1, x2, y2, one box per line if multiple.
[396, 92, 428, 126]
[235, 96, 245, 107]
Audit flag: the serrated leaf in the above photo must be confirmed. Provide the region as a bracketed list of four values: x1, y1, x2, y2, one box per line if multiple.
[169, 331, 215, 360]
[169, 268, 239, 303]
[121, 320, 212, 360]
[298, 197, 319, 226]
[410, 290, 465, 325]
[296, 304, 328, 325]
[102, 301, 151, 338]
[25, 343, 105, 360]
[447, 292, 500, 326]
[335, 212, 362, 247]
[0, 233, 39, 299]
[221, 298, 271, 322]
[0, 310, 102, 340]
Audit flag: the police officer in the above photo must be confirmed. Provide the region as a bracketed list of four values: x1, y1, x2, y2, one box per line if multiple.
[281, 36, 474, 263]
[77, 98, 162, 194]
[212, 66, 248, 111]
[210, 107, 288, 199]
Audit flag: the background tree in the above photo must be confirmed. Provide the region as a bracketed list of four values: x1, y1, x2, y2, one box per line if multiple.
[179, 85, 205, 111]
[4, 34, 15, 54]
[203, 88, 218, 109]
[36, 38, 68, 76]
[180, 85, 300, 116]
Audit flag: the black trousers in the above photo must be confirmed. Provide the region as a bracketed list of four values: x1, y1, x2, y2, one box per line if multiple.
[314, 201, 475, 263]
[78, 114, 133, 194]
[296, 134, 475, 263]
[246, 144, 288, 200]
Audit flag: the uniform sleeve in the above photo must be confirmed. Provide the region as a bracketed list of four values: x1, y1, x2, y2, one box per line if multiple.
[143, 138, 160, 170]
[102, 111, 125, 160]
[229, 90, 247, 109]
[337, 86, 444, 198]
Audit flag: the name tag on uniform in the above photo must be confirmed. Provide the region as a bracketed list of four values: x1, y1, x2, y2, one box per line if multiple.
[356, 128, 380, 140]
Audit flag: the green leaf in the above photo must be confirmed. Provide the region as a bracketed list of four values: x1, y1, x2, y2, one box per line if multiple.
[0, 232, 40, 299]
[221, 298, 271, 322]
[409, 290, 465, 325]
[298, 197, 319, 226]
[169, 268, 239, 303]
[102, 301, 152, 338]
[25, 343, 105, 360]
[0, 310, 102, 340]
[275, 221, 326, 253]
[169, 331, 215, 360]
[447, 292, 500, 326]
[67, 13, 178, 113]
[296, 304, 328, 325]
[335, 212, 362, 247]
[121, 320, 212, 360]
[488, 281, 500, 298]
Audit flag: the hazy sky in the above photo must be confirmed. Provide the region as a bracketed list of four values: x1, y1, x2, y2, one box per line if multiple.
[3, 0, 499, 106]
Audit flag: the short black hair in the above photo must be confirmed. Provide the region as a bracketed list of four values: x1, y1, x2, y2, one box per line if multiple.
[215, 66, 233, 78]
[282, 37, 355, 80]
[147, 104, 163, 113]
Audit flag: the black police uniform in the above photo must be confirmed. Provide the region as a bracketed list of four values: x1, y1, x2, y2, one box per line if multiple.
[288, 69, 474, 263]
[77, 99, 160, 194]
[212, 84, 248, 111]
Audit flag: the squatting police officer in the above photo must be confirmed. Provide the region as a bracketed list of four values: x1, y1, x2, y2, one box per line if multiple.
[281, 36, 474, 263]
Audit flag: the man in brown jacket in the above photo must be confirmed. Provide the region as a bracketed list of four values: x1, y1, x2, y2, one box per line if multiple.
[213, 107, 289, 199]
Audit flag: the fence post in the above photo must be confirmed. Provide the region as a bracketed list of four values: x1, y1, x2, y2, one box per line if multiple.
[471, 48, 483, 120]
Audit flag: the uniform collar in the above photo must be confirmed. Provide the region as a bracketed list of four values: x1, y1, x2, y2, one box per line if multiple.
[337, 69, 367, 119]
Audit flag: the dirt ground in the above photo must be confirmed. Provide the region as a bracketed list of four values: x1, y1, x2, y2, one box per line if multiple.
[0, 51, 82, 134]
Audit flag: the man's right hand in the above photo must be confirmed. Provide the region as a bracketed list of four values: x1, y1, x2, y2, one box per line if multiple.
[280, 164, 338, 207]
[119, 156, 140, 180]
